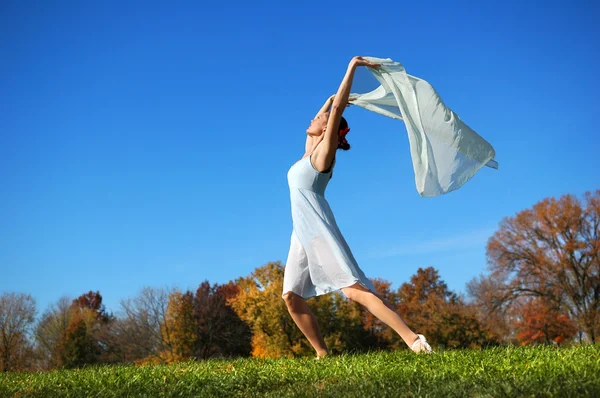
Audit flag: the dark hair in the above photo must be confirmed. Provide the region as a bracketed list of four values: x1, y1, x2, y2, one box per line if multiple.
[337, 116, 351, 151]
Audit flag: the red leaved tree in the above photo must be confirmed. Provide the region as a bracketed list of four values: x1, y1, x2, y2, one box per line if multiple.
[513, 296, 577, 345]
[398, 267, 495, 349]
[55, 291, 114, 368]
[193, 280, 252, 359]
[487, 190, 600, 342]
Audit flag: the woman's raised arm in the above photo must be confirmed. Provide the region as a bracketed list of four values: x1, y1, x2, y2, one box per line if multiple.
[316, 57, 380, 168]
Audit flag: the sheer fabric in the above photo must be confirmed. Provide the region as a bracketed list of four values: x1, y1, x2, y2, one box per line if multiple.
[350, 57, 498, 197]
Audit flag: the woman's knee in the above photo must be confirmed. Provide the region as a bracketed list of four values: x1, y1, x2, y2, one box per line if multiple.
[341, 282, 370, 302]
[282, 291, 301, 308]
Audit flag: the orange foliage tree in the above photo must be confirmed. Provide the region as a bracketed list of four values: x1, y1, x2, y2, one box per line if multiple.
[228, 261, 301, 358]
[56, 291, 114, 368]
[397, 267, 496, 349]
[160, 290, 198, 363]
[57, 309, 101, 368]
[487, 190, 600, 342]
[513, 296, 577, 345]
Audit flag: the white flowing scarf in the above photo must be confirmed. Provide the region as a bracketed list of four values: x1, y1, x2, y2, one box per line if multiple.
[350, 57, 498, 197]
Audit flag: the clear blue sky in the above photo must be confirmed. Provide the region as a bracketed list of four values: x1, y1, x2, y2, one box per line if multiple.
[1, 0, 598, 321]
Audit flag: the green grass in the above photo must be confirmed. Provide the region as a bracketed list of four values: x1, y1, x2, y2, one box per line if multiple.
[2, 345, 599, 397]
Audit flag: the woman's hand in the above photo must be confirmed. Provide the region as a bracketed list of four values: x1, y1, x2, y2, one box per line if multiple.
[350, 56, 381, 68]
[329, 94, 355, 106]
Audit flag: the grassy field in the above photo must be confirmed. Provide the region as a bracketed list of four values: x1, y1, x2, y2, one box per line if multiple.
[1, 345, 599, 397]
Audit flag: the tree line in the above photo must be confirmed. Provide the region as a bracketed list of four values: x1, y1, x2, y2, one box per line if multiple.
[1, 190, 597, 372]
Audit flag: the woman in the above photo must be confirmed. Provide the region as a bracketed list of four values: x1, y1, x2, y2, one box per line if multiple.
[281, 56, 433, 358]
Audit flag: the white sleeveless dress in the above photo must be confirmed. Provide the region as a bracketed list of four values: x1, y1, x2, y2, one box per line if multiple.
[282, 154, 377, 299]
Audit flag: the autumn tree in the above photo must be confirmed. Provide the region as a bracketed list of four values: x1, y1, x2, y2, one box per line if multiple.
[55, 291, 114, 369]
[72, 291, 112, 323]
[33, 296, 76, 371]
[397, 267, 495, 349]
[0, 292, 37, 372]
[192, 281, 251, 359]
[486, 190, 600, 342]
[57, 308, 102, 368]
[160, 290, 198, 363]
[228, 261, 300, 358]
[466, 273, 518, 344]
[513, 296, 577, 345]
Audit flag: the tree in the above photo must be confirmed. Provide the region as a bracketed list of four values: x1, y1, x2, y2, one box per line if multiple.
[53, 291, 114, 369]
[193, 281, 251, 359]
[33, 296, 76, 371]
[513, 296, 577, 346]
[397, 267, 456, 345]
[0, 292, 37, 372]
[113, 286, 175, 365]
[56, 308, 102, 368]
[466, 273, 517, 344]
[160, 290, 198, 363]
[228, 261, 299, 358]
[397, 267, 494, 349]
[72, 291, 112, 324]
[487, 190, 600, 342]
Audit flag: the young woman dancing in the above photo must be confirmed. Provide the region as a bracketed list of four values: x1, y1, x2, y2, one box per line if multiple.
[281, 56, 433, 358]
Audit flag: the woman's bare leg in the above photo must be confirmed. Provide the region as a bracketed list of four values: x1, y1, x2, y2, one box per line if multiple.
[341, 282, 419, 347]
[282, 292, 329, 357]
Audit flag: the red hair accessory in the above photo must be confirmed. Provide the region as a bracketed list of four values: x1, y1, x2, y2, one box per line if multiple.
[338, 127, 350, 145]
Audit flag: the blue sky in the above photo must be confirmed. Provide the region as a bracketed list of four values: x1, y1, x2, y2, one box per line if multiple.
[1, 0, 598, 321]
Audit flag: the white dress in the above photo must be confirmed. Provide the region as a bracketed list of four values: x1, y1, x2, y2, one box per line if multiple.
[282, 154, 376, 299]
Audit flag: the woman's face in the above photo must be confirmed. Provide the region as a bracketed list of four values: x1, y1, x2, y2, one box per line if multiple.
[306, 112, 329, 136]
